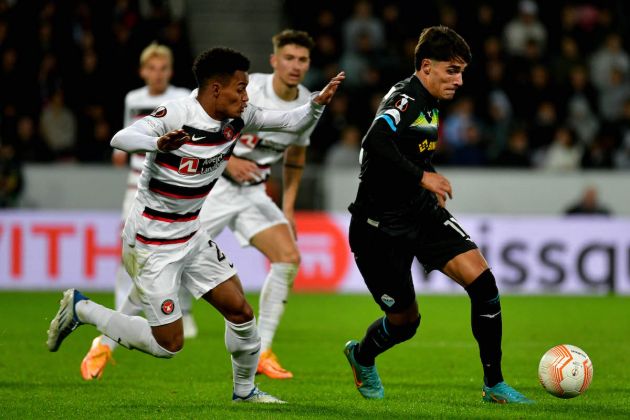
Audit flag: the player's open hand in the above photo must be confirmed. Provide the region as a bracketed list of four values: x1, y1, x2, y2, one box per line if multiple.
[420, 171, 452, 204]
[313, 72, 345, 106]
[226, 156, 262, 183]
[157, 129, 190, 152]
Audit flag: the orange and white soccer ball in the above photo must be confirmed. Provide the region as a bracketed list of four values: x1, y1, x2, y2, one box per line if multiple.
[538, 344, 593, 398]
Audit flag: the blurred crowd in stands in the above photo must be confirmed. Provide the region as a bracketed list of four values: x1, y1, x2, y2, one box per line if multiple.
[1, 0, 630, 182]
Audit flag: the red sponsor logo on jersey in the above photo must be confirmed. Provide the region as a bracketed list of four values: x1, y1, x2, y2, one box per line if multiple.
[179, 157, 199, 175]
[395, 97, 409, 112]
[161, 299, 175, 315]
[239, 133, 260, 149]
[150, 106, 167, 118]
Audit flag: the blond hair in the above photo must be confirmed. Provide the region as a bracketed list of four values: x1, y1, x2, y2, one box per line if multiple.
[139, 42, 173, 67]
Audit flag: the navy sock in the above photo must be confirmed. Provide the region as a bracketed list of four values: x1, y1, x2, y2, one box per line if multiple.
[465, 269, 504, 387]
[355, 316, 419, 366]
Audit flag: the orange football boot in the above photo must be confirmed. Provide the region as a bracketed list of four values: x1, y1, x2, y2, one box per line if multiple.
[257, 350, 293, 379]
[80, 336, 114, 380]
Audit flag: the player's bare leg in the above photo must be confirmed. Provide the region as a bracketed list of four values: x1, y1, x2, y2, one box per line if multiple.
[250, 223, 299, 379]
[443, 249, 533, 404]
[203, 275, 285, 403]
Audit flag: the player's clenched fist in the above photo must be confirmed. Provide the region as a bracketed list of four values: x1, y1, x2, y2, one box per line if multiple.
[420, 171, 453, 204]
[157, 129, 190, 152]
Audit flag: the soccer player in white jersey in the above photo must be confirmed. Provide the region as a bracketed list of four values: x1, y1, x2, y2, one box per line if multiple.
[46, 47, 344, 403]
[80, 43, 195, 381]
[199, 30, 314, 379]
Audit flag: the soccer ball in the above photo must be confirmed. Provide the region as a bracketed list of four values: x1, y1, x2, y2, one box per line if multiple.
[538, 344, 593, 398]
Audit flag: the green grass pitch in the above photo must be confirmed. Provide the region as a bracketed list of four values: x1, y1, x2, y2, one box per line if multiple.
[1, 292, 629, 419]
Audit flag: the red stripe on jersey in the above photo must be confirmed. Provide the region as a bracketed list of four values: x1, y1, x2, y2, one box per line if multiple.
[149, 188, 210, 199]
[136, 231, 197, 245]
[156, 160, 179, 171]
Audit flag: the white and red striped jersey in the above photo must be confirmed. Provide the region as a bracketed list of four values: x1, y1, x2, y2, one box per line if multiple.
[226, 73, 312, 186]
[122, 85, 191, 189]
[111, 91, 324, 246]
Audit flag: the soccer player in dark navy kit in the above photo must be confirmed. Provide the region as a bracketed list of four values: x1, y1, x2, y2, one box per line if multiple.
[343, 26, 532, 404]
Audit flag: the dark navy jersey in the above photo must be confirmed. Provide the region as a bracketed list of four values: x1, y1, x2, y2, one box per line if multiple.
[349, 75, 441, 237]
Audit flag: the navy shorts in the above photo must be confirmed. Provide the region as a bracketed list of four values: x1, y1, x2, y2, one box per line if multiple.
[348, 207, 477, 312]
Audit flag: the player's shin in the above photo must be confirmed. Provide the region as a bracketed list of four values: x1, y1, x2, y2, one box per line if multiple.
[355, 316, 420, 366]
[100, 291, 144, 351]
[258, 263, 297, 351]
[225, 318, 261, 397]
[75, 300, 175, 358]
[465, 269, 504, 387]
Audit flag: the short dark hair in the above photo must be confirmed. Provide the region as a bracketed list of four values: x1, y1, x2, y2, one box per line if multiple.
[414, 26, 472, 70]
[192, 47, 250, 88]
[272, 29, 315, 52]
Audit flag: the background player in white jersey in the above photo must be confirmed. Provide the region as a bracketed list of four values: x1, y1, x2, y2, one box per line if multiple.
[46, 47, 345, 403]
[199, 29, 314, 379]
[81, 43, 194, 381]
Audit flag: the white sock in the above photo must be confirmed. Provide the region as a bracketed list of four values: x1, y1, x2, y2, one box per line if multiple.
[76, 300, 175, 358]
[258, 262, 297, 352]
[225, 318, 260, 397]
[99, 292, 143, 351]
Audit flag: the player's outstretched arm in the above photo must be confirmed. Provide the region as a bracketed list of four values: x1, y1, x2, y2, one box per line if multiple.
[313, 72, 345, 106]
[111, 125, 189, 153]
[157, 129, 190, 152]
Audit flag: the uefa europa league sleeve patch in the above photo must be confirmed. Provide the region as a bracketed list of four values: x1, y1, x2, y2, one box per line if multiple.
[151, 106, 167, 118]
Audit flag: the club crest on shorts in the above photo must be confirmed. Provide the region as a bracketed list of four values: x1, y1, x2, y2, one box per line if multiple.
[381, 294, 395, 307]
[161, 299, 175, 315]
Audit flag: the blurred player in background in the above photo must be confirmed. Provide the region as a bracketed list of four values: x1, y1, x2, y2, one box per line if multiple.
[344, 26, 532, 404]
[47, 47, 344, 403]
[81, 43, 194, 381]
[199, 29, 315, 379]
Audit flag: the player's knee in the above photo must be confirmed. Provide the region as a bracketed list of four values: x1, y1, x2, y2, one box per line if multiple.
[224, 300, 254, 325]
[153, 332, 184, 354]
[466, 269, 500, 309]
[274, 249, 300, 265]
[389, 315, 421, 343]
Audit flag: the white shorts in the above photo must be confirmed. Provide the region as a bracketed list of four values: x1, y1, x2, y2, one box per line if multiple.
[200, 177, 287, 247]
[122, 229, 237, 326]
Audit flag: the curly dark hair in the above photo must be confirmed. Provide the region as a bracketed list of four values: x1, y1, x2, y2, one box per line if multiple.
[192, 47, 250, 88]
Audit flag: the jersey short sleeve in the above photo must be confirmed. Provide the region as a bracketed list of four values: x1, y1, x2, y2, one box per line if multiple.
[134, 100, 188, 137]
[374, 87, 418, 134]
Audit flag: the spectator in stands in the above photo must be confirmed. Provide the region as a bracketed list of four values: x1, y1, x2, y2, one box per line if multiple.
[565, 65, 600, 146]
[342, 0, 385, 54]
[581, 127, 616, 168]
[324, 124, 361, 169]
[565, 186, 611, 215]
[598, 67, 630, 123]
[493, 127, 532, 167]
[14, 115, 51, 162]
[614, 98, 630, 168]
[537, 126, 582, 171]
[40, 88, 77, 160]
[0, 141, 23, 207]
[589, 33, 630, 91]
[503, 0, 547, 58]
